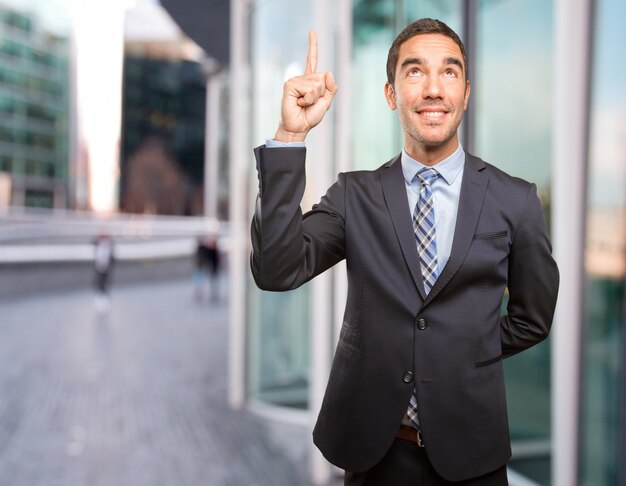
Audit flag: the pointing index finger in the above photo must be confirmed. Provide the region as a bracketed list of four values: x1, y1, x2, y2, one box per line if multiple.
[305, 30, 318, 75]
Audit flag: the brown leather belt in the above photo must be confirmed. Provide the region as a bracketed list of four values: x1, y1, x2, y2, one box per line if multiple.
[396, 425, 425, 447]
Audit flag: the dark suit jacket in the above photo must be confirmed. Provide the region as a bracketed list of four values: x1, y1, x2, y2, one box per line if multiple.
[250, 145, 559, 482]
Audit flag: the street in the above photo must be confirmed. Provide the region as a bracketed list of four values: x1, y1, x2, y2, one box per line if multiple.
[0, 274, 313, 486]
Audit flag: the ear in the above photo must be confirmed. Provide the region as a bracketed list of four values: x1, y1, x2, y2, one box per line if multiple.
[384, 82, 396, 110]
[463, 80, 471, 110]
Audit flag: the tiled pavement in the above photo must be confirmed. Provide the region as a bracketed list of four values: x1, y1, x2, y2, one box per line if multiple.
[0, 274, 329, 486]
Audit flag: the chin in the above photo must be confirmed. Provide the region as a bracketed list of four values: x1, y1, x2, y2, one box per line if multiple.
[420, 129, 457, 146]
[405, 125, 458, 150]
[420, 135, 449, 147]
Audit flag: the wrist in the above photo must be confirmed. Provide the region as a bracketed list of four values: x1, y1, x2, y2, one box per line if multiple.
[274, 126, 307, 143]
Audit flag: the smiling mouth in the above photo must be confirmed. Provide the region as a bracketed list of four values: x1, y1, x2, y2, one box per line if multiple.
[419, 111, 447, 118]
[416, 109, 449, 123]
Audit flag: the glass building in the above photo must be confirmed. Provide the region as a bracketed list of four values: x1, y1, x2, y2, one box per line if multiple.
[120, 55, 207, 215]
[228, 0, 625, 484]
[0, 0, 70, 208]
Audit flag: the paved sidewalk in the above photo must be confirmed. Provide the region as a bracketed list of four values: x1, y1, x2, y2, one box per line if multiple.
[0, 274, 323, 486]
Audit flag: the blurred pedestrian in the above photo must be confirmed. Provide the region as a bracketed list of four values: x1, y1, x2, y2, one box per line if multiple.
[93, 233, 114, 312]
[194, 235, 221, 301]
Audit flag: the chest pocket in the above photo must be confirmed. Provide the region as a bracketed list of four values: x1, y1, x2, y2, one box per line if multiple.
[473, 230, 509, 249]
[463, 230, 510, 278]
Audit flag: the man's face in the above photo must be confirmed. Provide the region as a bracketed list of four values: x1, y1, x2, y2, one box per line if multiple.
[385, 33, 470, 162]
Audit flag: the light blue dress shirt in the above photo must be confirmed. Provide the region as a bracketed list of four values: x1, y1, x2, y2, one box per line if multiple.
[265, 139, 465, 275]
[266, 139, 305, 148]
[401, 145, 465, 275]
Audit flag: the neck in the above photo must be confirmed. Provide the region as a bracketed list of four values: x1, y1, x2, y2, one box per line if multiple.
[405, 139, 459, 166]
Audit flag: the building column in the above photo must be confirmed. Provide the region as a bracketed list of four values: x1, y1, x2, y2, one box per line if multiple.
[461, 0, 477, 153]
[203, 63, 222, 220]
[332, 0, 352, 346]
[309, 1, 353, 484]
[551, 0, 593, 485]
[308, 1, 334, 483]
[228, 0, 250, 410]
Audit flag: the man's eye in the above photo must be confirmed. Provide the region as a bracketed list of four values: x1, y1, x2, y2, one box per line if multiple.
[443, 70, 457, 78]
[408, 69, 421, 77]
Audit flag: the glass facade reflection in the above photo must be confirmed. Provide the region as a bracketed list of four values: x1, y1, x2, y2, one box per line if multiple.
[351, 0, 398, 170]
[474, 1, 554, 482]
[580, 0, 626, 483]
[247, 0, 313, 408]
[120, 56, 207, 215]
[351, 0, 461, 171]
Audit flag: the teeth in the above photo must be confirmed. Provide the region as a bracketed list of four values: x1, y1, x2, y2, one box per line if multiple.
[422, 111, 445, 117]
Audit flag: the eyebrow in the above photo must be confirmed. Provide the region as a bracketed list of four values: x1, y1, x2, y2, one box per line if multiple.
[400, 56, 464, 73]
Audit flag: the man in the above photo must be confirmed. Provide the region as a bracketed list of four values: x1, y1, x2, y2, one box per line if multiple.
[250, 18, 559, 485]
[93, 233, 114, 313]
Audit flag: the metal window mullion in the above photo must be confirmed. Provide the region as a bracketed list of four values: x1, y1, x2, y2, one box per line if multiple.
[461, 0, 477, 154]
[551, 0, 594, 485]
[227, 0, 252, 410]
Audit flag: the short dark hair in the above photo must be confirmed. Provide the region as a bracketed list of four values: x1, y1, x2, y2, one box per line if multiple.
[386, 18, 468, 86]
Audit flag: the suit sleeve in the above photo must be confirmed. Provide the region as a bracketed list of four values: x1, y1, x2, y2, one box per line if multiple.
[500, 183, 559, 357]
[250, 145, 346, 291]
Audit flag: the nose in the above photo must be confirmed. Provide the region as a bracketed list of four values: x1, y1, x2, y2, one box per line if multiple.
[423, 75, 443, 99]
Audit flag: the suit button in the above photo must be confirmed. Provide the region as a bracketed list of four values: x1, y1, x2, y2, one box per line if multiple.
[416, 318, 427, 330]
[403, 372, 414, 383]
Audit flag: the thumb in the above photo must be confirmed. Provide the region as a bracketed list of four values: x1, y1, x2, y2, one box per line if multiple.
[323, 71, 338, 107]
[325, 71, 338, 96]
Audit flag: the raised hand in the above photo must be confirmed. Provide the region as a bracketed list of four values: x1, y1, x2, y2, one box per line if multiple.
[274, 30, 338, 143]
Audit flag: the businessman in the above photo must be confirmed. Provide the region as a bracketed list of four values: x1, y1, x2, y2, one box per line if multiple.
[250, 18, 559, 485]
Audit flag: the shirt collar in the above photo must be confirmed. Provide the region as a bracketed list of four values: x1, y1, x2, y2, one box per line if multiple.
[401, 144, 465, 187]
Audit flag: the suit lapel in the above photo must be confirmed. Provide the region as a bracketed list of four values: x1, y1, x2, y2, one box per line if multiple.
[380, 155, 427, 300]
[423, 153, 488, 305]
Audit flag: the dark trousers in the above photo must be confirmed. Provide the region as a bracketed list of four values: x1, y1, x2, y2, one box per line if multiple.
[95, 270, 110, 294]
[344, 439, 508, 486]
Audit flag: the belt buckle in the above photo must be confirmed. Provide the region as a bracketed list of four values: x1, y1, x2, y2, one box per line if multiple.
[416, 429, 424, 448]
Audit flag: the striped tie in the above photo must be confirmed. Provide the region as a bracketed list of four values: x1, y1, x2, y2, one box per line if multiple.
[413, 168, 440, 294]
[407, 167, 439, 429]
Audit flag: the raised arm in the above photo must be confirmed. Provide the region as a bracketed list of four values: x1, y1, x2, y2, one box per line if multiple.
[251, 31, 344, 291]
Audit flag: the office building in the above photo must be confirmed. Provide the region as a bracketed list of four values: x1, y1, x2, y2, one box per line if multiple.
[120, 55, 207, 215]
[121, 2, 210, 216]
[0, 0, 71, 208]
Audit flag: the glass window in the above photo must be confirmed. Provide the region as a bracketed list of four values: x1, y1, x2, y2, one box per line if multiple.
[403, 0, 463, 33]
[0, 156, 10, 172]
[247, 0, 314, 408]
[24, 189, 53, 208]
[3, 10, 31, 32]
[351, 0, 462, 171]
[248, 286, 310, 407]
[351, 0, 398, 170]
[474, 1, 553, 483]
[580, 0, 626, 484]
[475, 0, 553, 193]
